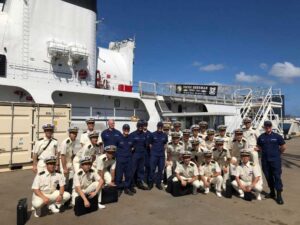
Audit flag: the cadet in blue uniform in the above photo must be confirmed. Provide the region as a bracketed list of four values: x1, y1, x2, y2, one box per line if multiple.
[143, 120, 152, 185]
[101, 119, 122, 147]
[131, 120, 149, 190]
[257, 121, 286, 205]
[148, 122, 168, 190]
[115, 124, 135, 196]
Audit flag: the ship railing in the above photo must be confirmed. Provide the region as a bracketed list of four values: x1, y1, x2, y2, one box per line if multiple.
[72, 106, 148, 120]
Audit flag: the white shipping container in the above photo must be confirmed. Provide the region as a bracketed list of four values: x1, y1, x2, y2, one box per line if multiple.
[0, 102, 71, 168]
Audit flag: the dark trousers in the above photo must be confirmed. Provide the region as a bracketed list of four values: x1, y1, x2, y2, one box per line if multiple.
[262, 159, 283, 191]
[144, 150, 151, 184]
[149, 155, 165, 185]
[116, 157, 132, 189]
[132, 152, 145, 183]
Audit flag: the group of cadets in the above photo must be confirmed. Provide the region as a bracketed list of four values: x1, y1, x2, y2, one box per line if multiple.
[31, 117, 275, 217]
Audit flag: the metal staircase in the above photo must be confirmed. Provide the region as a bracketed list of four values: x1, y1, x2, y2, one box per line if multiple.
[22, 0, 30, 79]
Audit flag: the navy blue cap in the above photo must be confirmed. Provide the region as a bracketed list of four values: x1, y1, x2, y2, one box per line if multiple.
[123, 124, 130, 130]
[143, 120, 148, 126]
[157, 122, 163, 127]
[137, 120, 144, 127]
[264, 120, 272, 127]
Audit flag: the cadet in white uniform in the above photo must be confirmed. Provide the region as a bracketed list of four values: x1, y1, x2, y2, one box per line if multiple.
[163, 121, 172, 142]
[32, 124, 58, 173]
[72, 156, 104, 209]
[229, 129, 249, 177]
[166, 132, 184, 179]
[199, 121, 208, 140]
[189, 124, 203, 144]
[212, 138, 231, 190]
[97, 145, 117, 186]
[231, 149, 263, 200]
[31, 156, 70, 217]
[80, 118, 103, 147]
[182, 129, 192, 151]
[242, 117, 260, 166]
[205, 129, 216, 150]
[73, 131, 100, 173]
[199, 149, 223, 197]
[190, 139, 205, 166]
[173, 151, 201, 194]
[215, 125, 231, 150]
[173, 121, 183, 138]
[59, 127, 78, 185]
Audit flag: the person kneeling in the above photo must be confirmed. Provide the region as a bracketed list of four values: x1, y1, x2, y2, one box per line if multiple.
[31, 156, 71, 217]
[171, 151, 201, 196]
[231, 149, 262, 201]
[72, 156, 104, 209]
[199, 149, 223, 197]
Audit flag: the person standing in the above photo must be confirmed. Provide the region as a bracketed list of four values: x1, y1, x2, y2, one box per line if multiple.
[131, 120, 148, 190]
[148, 122, 168, 190]
[32, 124, 58, 173]
[115, 124, 135, 195]
[257, 121, 286, 205]
[101, 119, 122, 147]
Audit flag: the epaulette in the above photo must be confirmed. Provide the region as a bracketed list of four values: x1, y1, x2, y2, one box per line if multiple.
[201, 162, 205, 166]
[232, 139, 237, 142]
[52, 138, 57, 141]
[226, 134, 231, 137]
[189, 162, 194, 167]
[242, 139, 246, 143]
[252, 127, 256, 130]
[89, 168, 94, 173]
[38, 138, 43, 141]
[39, 171, 45, 175]
[211, 160, 215, 163]
[83, 131, 87, 134]
[78, 171, 83, 176]
[179, 142, 183, 145]
[168, 142, 172, 145]
[250, 162, 254, 166]
[66, 139, 70, 144]
[88, 144, 92, 149]
[180, 161, 184, 164]
[212, 148, 217, 151]
[95, 144, 100, 147]
[55, 171, 61, 174]
[102, 157, 107, 161]
[223, 148, 228, 152]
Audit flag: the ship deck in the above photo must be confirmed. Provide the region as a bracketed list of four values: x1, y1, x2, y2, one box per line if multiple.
[1, 138, 300, 225]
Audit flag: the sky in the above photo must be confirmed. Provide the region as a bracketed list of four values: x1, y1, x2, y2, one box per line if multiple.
[97, 0, 300, 116]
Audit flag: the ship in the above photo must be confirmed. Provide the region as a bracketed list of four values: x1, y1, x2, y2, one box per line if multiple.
[0, 0, 285, 166]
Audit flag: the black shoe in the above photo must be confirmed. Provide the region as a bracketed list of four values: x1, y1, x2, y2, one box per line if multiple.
[156, 184, 163, 190]
[137, 182, 149, 190]
[118, 190, 123, 197]
[265, 190, 276, 199]
[124, 189, 134, 196]
[148, 183, 154, 190]
[130, 187, 137, 193]
[276, 191, 284, 205]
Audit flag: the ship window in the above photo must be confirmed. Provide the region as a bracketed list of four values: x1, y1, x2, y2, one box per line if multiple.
[178, 104, 183, 113]
[114, 99, 120, 108]
[133, 100, 139, 109]
[0, 54, 6, 77]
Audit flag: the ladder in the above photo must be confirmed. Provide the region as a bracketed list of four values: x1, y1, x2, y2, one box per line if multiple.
[252, 87, 272, 130]
[22, 0, 30, 79]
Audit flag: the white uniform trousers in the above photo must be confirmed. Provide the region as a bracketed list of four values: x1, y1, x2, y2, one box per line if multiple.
[172, 176, 201, 191]
[231, 179, 263, 195]
[72, 181, 101, 205]
[32, 190, 71, 209]
[199, 175, 223, 192]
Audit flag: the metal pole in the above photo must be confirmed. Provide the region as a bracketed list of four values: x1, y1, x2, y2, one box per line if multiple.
[9, 103, 15, 167]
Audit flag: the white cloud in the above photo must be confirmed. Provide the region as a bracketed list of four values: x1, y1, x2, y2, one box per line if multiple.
[259, 63, 268, 70]
[199, 64, 224, 72]
[192, 61, 202, 67]
[269, 62, 300, 82]
[235, 71, 275, 86]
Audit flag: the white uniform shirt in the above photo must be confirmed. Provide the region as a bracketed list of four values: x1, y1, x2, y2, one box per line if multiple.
[215, 135, 231, 150]
[96, 154, 116, 171]
[205, 140, 215, 150]
[76, 143, 98, 158]
[73, 168, 100, 190]
[242, 127, 259, 148]
[33, 137, 58, 160]
[175, 161, 199, 179]
[230, 138, 248, 159]
[32, 170, 65, 194]
[59, 137, 75, 167]
[236, 161, 260, 182]
[80, 130, 103, 146]
[199, 160, 221, 177]
[167, 142, 184, 161]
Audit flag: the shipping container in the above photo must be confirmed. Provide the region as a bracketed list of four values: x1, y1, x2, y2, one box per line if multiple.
[0, 102, 71, 169]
